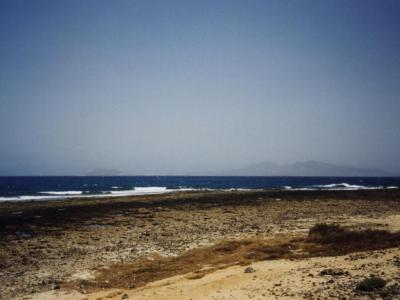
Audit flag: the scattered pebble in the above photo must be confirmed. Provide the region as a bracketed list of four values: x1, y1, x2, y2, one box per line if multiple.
[244, 267, 255, 273]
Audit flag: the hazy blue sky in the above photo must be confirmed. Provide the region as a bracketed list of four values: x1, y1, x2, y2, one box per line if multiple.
[1, 0, 400, 175]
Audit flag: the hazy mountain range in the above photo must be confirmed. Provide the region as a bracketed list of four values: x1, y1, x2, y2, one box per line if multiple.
[86, 161, 390, 177]
[226, 161, 390, 177]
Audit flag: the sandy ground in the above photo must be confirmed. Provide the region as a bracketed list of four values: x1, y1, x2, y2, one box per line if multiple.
[27, 246, 400, 300]
[1, 189, 400, 300]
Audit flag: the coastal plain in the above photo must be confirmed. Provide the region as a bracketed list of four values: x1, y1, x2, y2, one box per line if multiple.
[1, 189, 400, 299]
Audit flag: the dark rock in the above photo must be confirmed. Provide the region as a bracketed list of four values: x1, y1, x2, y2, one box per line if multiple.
[244, 267, 255, 273]
[356, 277, 386, 291]
[320, 268, 346, 276]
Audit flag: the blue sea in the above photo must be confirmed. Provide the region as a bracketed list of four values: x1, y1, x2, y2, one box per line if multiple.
[0, 176, 399, 202]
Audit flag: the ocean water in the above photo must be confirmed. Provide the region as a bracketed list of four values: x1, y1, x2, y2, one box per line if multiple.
[0, 176, 399, 202]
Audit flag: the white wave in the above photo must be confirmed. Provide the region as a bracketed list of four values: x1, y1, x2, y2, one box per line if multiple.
[39, 191, 83, 195]
[283, 183, 387, 191]
[109, 189, 155, 196]
[0, 195, 72, 201]
[134, 186, 168, 193]
[0, 186, 195, 202]
[111, 186, 122, 189]
[281, 186, 319, 190]
[106, 186, 196, 196]
[311, 183, 383, 190]
[0, 196, 19, 201]
[1, 183, 396, 203]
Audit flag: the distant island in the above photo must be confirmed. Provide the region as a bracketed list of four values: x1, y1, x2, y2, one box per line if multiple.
[226, 160, 390, 177]
[86, 161, 391, 177]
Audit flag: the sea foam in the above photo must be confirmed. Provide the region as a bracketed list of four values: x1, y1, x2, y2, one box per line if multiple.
[282, 183, 396, 191]
[0, 183, 397, 202]
[0, 187, 193, 202]
[39, 191, 83, 195]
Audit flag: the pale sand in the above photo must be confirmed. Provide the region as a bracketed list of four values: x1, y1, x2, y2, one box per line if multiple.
[26, 246, 400, 300]
[6, 190, 400, 300]
[23, 214, 400, 300]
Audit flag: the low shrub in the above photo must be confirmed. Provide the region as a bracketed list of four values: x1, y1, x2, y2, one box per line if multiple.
[356, 276, 386, 291]
[307, 223, 400, 248]
[308, 223, 344, 241]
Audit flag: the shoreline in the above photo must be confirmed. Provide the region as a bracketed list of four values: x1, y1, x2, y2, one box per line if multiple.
[1, 189, 400, 299]
[1, 176, 398, 203]
[0, 185, 398, 203]
[1, 187, 399, 209]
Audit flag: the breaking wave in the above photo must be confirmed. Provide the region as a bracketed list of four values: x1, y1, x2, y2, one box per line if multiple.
[0, 187, 196, 202]
[283, 183, 397, 191]
[39, 191, 83, 195]
[0, 182, 397, 202]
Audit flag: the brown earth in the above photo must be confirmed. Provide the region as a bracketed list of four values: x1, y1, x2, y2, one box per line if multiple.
[1, 189, 400, 299]
[81, 225, 400, 293]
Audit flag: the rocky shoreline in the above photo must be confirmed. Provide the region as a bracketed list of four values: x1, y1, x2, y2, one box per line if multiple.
[1, 189, 400, 299]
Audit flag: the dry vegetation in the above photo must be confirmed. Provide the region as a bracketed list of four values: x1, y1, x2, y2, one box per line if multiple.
[2, 189, 400, 299]
[75, 224, 400, 293]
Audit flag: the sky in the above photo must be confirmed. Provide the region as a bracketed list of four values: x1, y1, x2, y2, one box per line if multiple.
[0, 0, 400, 175]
